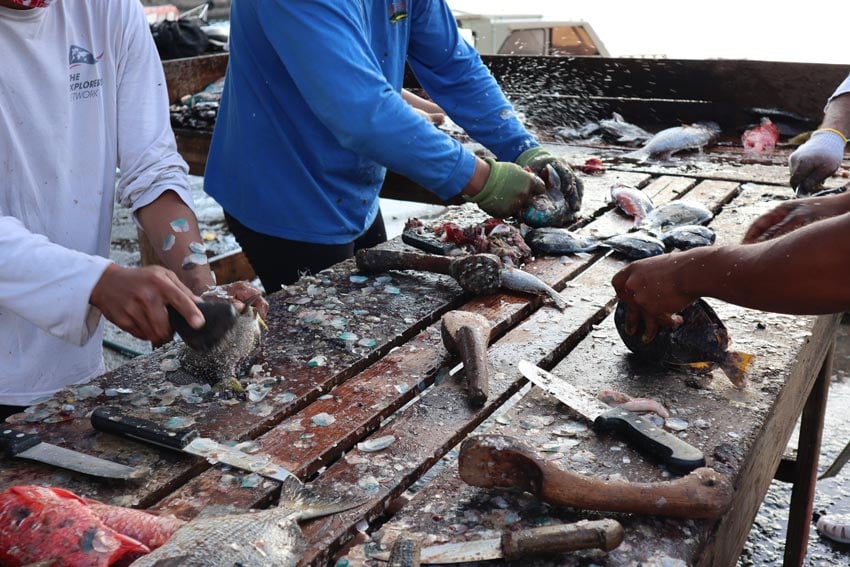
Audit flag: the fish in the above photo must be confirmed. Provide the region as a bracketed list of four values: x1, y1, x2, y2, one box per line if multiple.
[816, 513, 850, 544]
[624, 122, 721, 162]
[178, 301, 262, 390]
[741, 117, 780, 156]
[524, 227, 601, 256]
[130, 480, 365, 567]
[83, 500, 185, 550]
[639, 200, 714, 232]
[654, 224, 716, 251]
[0, 485, 150, 567]
[500, 267, 568, 311]
[599, 112, 654, 145]
[610, 182, 654, 223]
[614, 299, 754, 388]
[602, 232, 666, 260]
[519, 164, 571, 228]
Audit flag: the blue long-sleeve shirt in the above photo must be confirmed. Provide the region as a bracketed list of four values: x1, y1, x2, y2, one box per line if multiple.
[204, 0, 538, 244]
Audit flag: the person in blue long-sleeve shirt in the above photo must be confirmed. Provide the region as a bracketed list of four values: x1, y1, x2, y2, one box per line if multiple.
[205, 0, 583, 292]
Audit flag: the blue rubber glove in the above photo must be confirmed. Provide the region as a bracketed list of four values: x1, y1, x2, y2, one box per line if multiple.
[515, 147, 583, 214]
[464, 158, 545, 218]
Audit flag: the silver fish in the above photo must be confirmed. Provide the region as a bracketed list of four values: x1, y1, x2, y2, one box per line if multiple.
[603, 231, 666, 260]
[599, 112, 654, 145]
[525, 227, 601, 256]
[624, 122, 721, 162]
[178, 303, 262, 389]
[131, 481, 364, 567]
[500, 267, 568, 310]
[639, 200, 714, 232]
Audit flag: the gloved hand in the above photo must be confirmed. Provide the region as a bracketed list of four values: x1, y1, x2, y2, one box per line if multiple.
[789, 129, 847, 196]
[515, 146, 584, 212]
[464, 158, 545, 218]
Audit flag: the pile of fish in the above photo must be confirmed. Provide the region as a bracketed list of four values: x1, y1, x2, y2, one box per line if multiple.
[525, 183, 716, 260]
[613, 299, 754, 388]
[169, 76, 224, 131]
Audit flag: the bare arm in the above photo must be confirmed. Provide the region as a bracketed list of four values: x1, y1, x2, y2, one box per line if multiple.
[613, 213, 850, 340]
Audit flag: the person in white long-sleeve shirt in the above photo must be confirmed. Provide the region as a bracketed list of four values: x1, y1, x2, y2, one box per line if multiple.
[789, 74, 850, 195]
[0, 0, 265, 418]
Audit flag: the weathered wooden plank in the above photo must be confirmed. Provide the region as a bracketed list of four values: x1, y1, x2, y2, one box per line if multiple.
[162, 53, 228, 106]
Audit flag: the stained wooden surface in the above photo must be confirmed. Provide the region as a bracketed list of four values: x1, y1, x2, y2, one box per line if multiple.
[1, 137, 846, 566]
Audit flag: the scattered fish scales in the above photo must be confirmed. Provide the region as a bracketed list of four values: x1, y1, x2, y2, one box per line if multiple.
[357, 435, 396, 452]
[312, 413, 336, 426]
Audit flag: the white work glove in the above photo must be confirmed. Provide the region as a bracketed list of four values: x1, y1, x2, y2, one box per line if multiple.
[789, 129, 847, 196]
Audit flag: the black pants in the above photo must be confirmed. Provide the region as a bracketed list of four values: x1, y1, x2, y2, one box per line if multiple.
[224, 210, 387, 294]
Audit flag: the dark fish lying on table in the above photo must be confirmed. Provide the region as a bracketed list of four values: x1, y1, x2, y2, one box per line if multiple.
[638, 200, 714, 232]
[614, 299, 753, 388]
[525, 227, 602, 256]
[653, 224, 717, 250]
[624, 122, 721, 162]
[602, 231, 666, 260]
[599, 112, 654, 145]
[131, 481, 365, 567]
[610, 182, 654, 224]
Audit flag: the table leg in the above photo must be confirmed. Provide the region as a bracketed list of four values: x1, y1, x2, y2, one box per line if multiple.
[783, 342, 834, 567]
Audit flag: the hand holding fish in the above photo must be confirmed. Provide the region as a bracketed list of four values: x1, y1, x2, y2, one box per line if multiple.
[789, 129, 847, 195]
[464, 157, 546, 218]
[202, 280, 270, 319]
[611, 256, 692, 343]
[516, 146, 584, 214]
[742, 190, 850, 243]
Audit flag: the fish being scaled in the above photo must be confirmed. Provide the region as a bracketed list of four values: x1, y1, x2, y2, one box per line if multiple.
[178, 300, 263, 390]
[614, 299, 753, 388]
[519, 163, 572, 228]
[0, 485, 150, 567]
[624, 122, 721, 162]
[524, 227, 601, 256]
[610, 182, 654, 223]
[131, 480, 365, 567]
[602, 231, 666, 260]
[655, 224, 716, 251]
[639, 200, 714, 232]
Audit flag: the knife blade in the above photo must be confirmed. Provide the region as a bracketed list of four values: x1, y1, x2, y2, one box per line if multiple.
[0, 427, 143, 480]
[369, 520, 624, 563]
[90, 406, 300, 484]
[518, 360, 705, 473]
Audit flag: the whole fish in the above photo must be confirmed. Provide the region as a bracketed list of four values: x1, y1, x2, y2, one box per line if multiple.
[624, 122, 721, 162]
[84, 500, 185, 550]
[602, 231, 666, 260]
[639, 200, 713, 232]
[0, 485, 150, 567]
[525, 227, 601, 256]
[519, 164, 571, 228]
[614, 299, 753, 388]
[178, 301, 262, 389]
[610, 182, 654, 223]
[599, 112, 654, 145]
[500, 267, 568, 310]
[131, 481, 364, 567]
[655, 224, 716, 251]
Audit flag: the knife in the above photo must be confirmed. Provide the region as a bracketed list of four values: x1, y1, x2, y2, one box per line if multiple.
[0, 427, 143, 480]
[90, 406, 299, 484]
[369, 520, 624, 563]
[518, 360, 705, 473]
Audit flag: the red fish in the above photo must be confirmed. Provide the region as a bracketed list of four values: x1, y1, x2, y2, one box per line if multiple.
[0, 485, 149, 567]
[741, 117, 780, 155]
[84, 500, 186, 550]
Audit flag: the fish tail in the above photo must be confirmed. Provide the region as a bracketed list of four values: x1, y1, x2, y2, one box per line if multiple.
[279, 479, 367, 521]
[721, 351, 754, 388]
